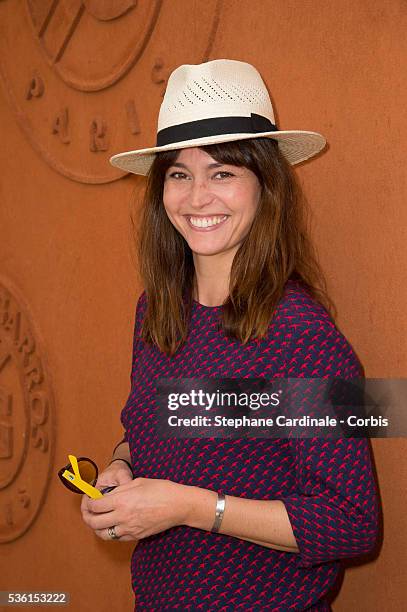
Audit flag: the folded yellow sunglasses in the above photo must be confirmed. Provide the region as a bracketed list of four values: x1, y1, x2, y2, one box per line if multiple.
[58, 454, 117, 498]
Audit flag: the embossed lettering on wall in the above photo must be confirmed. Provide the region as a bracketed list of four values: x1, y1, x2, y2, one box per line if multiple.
[0, 279, 55, 543]
[0, 0, 221, 183]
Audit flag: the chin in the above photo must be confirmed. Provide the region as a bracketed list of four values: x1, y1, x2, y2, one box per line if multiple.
[189, 244, 227, 256]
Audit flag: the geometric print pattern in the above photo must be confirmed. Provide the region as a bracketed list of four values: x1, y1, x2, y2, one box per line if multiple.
[118, 280, 379, 610]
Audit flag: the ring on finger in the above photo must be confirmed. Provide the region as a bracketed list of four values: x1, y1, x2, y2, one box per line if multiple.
[107, 525, 120, 540]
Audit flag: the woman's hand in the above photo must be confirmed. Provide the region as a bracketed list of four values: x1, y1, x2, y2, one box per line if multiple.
[81, 477, 194, 542]
[80, 460, 133, 537]
[98, 459, 134, 488]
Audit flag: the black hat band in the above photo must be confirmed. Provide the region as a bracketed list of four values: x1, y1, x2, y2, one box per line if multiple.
[156, 113, 277, 147]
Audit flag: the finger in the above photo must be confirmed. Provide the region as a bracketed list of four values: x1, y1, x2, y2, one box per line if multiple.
[81, 495, 95, 521]
[87, 511, 121, 532]
[94, 482, 117, 493]
[94, 527, 133, 542]
[94, 525, 122, 540]
[107, 525, 121, 540]
[81, 503, 103, 527]
[81, 493, 92, 511]
[87, 495, 116, 514]
[111, 477, 144, 495]
[116, 472, 134, 485]
[94, 528, 110, 541]
[108, 464, 134, 485]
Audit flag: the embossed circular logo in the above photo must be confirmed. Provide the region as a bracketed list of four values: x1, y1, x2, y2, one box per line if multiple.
[0, 0, 221, 183]
[0, 278, 55, 543]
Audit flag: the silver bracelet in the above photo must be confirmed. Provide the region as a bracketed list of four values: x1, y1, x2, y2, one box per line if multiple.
[211, 491, 226, 533]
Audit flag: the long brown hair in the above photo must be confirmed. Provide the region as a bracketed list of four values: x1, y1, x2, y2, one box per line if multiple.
[132, 137, 335, 355]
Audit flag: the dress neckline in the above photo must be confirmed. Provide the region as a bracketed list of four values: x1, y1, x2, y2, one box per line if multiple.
[192, 299, 222, 310]
[191, 280, 300, 310]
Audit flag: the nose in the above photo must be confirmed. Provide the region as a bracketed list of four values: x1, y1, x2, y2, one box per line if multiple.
[189, 178, 215, 210]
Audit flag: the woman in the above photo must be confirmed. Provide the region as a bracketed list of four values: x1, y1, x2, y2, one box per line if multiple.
[81, 60, 379, 610]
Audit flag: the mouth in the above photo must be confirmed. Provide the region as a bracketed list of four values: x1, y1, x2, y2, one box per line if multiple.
[185, 214, 229, 231]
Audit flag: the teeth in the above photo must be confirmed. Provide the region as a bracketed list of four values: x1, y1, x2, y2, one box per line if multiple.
[189, 215, 227, 228]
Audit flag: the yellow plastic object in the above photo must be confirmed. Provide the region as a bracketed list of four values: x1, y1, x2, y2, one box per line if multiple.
[62, 454, 103, 499]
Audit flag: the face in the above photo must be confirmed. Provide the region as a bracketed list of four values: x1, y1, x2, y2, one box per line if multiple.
[163, 147, 262, 259]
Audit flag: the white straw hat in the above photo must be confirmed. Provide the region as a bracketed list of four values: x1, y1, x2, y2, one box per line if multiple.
[109, 59, 326, 175]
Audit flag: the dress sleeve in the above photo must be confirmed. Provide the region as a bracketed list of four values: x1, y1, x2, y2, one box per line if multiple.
[118, 291, 146, 443]
[278, 323, 380, 568]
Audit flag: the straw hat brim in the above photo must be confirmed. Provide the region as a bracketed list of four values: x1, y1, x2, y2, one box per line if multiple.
[109, 130, 326, 176]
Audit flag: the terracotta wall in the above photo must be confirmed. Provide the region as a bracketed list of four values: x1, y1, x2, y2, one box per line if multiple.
[0, 1, 405, 610]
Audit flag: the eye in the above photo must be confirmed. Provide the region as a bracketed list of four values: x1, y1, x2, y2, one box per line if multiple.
[166, 171, 189, 180]
[214, 171, 234, 179]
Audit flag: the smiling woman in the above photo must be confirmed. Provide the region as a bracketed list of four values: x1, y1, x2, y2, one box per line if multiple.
[162, 147, 262, 302]
[80, 59, 380, 611]
[164, 150, 260, 237]
[137, 136, 335, 352]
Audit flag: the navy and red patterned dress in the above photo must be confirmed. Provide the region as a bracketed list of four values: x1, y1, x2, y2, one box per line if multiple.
[119, 279, 379, 611]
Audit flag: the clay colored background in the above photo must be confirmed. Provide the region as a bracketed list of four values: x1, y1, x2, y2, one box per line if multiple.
[0, 1, 406, 610]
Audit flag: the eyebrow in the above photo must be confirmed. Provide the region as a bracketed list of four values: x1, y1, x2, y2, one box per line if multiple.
[168, 162, 225, 170]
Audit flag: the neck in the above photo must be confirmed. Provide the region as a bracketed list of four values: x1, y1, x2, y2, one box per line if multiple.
[192, 249, 236, 307]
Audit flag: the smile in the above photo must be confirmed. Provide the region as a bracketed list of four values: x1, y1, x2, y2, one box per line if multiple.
[186, 215, 229, 230]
